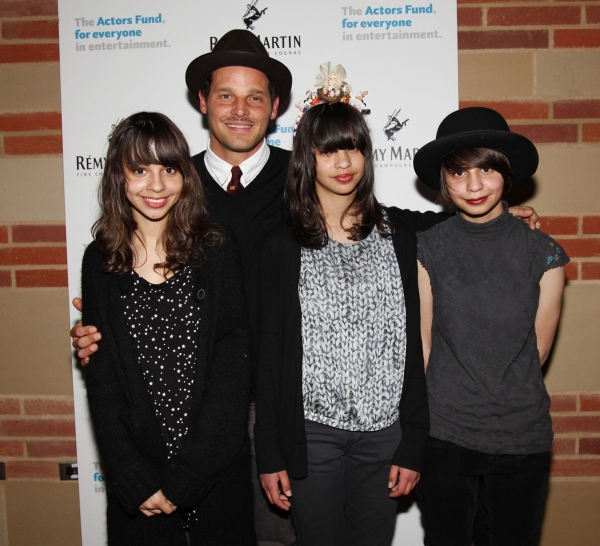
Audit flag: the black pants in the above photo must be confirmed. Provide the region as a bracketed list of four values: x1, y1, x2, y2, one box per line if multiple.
[289, 419, 401, 546]
[418, 437, 551, 546]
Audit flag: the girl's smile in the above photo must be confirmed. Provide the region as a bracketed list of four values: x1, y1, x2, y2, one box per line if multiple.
[125, 164, 183, 223]
[315, 148, 365, 199]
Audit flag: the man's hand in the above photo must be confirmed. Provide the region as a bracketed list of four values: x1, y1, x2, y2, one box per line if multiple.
[70, 298, 101, 365]
[388, 465, 420, 498]
[139, 490, 177, 517]
[508, 205, 540, 230]
[260, 470, 292, 511]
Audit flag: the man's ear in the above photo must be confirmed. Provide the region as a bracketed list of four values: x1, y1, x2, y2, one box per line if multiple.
[270, 96, 280, 120]
[199, 91, 208, 115]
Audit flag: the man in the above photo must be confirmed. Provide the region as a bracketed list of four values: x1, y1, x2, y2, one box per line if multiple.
[71, 28, 540, 545]
[72, 29, 297, 546]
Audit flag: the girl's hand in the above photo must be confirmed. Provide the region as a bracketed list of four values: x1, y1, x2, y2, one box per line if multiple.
[508, 205, 540, 230]
[388, 465, 420, 498]
[260, 471, 292, 511]
[139, 490, 177, 517]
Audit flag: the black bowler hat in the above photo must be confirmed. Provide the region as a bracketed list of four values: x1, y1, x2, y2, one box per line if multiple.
[185, 29, 292, 102]
[414, 107, 539, 190]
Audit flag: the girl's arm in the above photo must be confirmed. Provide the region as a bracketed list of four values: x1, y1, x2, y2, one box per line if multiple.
[82, 244, 163, 516]
[417, 262, 434, 371]
[536, 266, 566, 366]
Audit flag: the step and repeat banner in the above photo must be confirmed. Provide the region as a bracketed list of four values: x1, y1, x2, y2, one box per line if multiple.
[58, 0, 458, 543]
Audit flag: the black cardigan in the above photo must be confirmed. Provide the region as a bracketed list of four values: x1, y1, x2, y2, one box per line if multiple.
[81, 236, 252, 519]
[254, 207, 445, 478]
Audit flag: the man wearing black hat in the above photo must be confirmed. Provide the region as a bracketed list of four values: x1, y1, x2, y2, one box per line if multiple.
[72, 29, 297, 546]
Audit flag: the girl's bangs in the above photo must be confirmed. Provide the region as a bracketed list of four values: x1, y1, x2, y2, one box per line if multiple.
[312, 107, 368, 154]
[122, 123, 186, 171]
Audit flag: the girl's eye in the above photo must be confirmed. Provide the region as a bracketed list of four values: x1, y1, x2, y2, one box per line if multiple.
[164, 167, 177, 174]
[133, 168, 146, 175]
[453, 170, 465, 177]
[481, 167, 491, 173]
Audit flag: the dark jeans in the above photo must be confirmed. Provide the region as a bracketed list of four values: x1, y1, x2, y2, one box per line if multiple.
[418, 437, 551, 546]
[289, 419, 402, 546]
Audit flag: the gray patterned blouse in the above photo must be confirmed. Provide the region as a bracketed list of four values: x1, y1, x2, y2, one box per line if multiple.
[299, 227, 406, 431]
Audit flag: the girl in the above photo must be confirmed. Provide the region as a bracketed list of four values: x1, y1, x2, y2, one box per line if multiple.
[81, 112, 255, 545]
[254, 66, 432, 546]
[413, 107, 568, 546]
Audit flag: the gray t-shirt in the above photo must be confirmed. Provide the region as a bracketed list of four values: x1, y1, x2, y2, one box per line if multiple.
[417, 205, 569, 454]
[299, 227, 406, 431]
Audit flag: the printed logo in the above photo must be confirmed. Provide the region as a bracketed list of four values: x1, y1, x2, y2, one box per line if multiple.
[384, 108, 409, 141]
[243, 0, 268, 30]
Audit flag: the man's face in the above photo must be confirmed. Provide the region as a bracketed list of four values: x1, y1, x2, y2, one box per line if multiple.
[199, 66, 279, 164]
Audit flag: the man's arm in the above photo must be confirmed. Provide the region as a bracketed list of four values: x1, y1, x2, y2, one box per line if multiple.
[70, 297, 101, 364]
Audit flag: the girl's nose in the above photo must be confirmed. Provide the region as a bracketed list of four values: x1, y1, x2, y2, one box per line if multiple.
[466, 171, 484, 192]
[334, 150, 352, 168]
[147, 172, 166, 192]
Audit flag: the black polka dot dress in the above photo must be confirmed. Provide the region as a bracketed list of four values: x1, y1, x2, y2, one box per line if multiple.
[122, 267, 200, 459]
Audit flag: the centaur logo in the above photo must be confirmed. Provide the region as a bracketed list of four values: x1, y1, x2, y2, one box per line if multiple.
[384, 108, 409, 141]
[243, 0, 268, 30]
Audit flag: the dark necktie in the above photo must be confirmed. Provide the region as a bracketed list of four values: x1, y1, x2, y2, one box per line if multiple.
[227, 166, 243, 194]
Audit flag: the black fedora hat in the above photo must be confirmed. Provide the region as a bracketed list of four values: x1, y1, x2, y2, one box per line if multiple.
[185, 29, 292, 103]
[414, 107, 539, 190]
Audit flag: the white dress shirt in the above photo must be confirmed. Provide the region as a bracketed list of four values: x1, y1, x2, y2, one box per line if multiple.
[204, 139, 271, 191]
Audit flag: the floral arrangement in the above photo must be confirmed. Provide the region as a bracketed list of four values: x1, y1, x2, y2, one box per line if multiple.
[294, 62, 369, 133]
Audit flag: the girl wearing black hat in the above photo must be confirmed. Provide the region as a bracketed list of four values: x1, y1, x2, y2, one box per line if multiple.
[80, 112, 255, 545]
[414, 107, 568, 546]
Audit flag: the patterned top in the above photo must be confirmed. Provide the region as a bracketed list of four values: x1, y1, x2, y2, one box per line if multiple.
[122, 267, 200, 459]
[299, 227, 406, 431]
[417, 205, 570, 454]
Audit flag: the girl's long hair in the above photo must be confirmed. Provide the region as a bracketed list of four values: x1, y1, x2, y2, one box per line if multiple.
[285, 102, 391, 249]
[93, 112, 221, 275]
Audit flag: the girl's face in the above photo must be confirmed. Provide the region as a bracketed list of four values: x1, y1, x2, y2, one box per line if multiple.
[125, 163, 183, 224]
[314, 148, 365, 201]
[445, 166, 505, 223]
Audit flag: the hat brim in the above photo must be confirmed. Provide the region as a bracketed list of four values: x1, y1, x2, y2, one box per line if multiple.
[185, 50, 292, 103]
[414, 130, 539, 190]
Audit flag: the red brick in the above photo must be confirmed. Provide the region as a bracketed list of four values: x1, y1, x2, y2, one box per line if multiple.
[0, 418, 75, 437]
[0, 112, 61, 132]
[581, 393, 600, 412]
[0, 440, 23, 457]
[27, 440, 76, 458]
[24, 398, 73, 416]
[565, 262, 578, 281]
[555, 238, 600, 258]
[0, 43, 59, 63]
[588, 6, 600, 25]
[488, 7, 580, 27]
[579, 438, 600, 455]
[0, 398, 21, 414]
[539, 216, 579, 236]
[551, 459, 600, 477]
[554, 100, 600, 120]
[583, 123, 600, 142]
[509, 124, 578, 144]
[0, 270, 11, 286]
[583, 217, 600, 235]
[550, 393, 577, 413]
[553, 415, 600, 434]
[582, 263, 600, 280]
[0, 0, 57, 17]
[458, 8, 482, 27]
[459, 30, 548, 50]
[555, 29, 600, 49]
[16, 268, 67, 287]
[12, 224, 65, 243]
[0, 247, 66, 266]
[552, 438, 576, 455]
[0, 226, 8, 243]
[4, 135, 62, 155]
[2, 20, 58, 40]
[5, 461, 57, 479]
[459, 101, 548, 120]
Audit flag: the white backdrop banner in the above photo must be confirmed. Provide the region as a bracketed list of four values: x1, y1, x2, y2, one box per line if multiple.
[58, 1, 457, 543]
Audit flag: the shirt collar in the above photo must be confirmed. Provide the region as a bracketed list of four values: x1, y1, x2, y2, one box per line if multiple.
[204, 139, 270, 191]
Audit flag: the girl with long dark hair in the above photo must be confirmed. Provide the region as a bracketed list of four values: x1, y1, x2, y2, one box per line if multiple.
[254, 66, 432, 546]
[81, 112, 255, 545]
